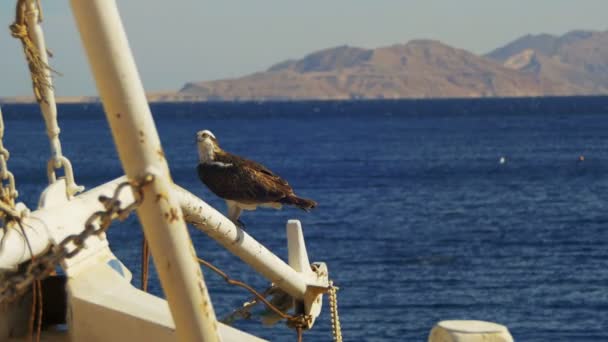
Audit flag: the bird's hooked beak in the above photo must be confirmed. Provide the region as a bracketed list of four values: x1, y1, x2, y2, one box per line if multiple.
[196, 130, 217, 144]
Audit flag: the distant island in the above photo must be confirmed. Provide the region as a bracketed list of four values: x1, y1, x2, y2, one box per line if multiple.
[2, 30, 608, 103]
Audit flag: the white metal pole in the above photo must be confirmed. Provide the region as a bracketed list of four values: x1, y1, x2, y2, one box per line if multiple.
[1, 180, 311, 300]
[68, 1, 221, 341]
[175, 185, 309, 299]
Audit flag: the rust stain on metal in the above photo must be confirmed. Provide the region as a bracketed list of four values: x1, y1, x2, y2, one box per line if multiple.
[201, 302, 211, 318]
[155, 192, 168, 203]
[197, 281, 213, 319]
[115, 112, 121, 118]
[138, 130, 145, 143]
[164, 207, 180, 222]
[156, 148, 165, 160]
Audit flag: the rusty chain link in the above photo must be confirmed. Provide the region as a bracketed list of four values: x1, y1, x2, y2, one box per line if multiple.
[328, 280, 342, 342]
[0, 174, 154, 304]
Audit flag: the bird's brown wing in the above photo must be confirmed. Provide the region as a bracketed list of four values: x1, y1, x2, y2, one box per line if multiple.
[197, 151, 294, 204]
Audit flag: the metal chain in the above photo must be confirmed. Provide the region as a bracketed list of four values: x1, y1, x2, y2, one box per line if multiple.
[46, 156, 84, 198]
[0, 174, 154, 304]
[0, 107, 18, 209]
[328, 281, 342, 342]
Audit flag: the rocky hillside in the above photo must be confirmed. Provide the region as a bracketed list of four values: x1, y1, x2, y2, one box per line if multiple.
[486, 30, 608, 94]
[179, 40, 562, 101]
[4, 30, 608, 103]
[178, 31, 608, 101]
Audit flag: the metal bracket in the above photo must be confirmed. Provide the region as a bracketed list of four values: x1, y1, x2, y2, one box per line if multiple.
[286, 219, 328, 329]
[38, 177, 70, 209]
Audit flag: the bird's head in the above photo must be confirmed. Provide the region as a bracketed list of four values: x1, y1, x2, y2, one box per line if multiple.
[196, 130, 220, 162]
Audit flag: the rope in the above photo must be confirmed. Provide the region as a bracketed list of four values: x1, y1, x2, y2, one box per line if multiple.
[28, 280, 42, 342]
[10, 1, 82, 200]
[35, 0, 43, 22]
[27, 279, 36, 340]
[10, 0, 58, 104]
[220, 287, 275, 324]
[196, 257, 312, 339]
[198, 256, 344, 341]
[0, 193, 20, 218]
[35, 279, 43, 342]
[16, 220, 42, 342]
[141, 238, 150, 292]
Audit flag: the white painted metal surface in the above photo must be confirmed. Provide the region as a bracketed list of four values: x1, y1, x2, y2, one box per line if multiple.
[68, 0, 220, 340]
[428, 320, 514, 342]
[287, 220, 326, 327]
[0, 177, 274, 341]
[0, 178, 129, 273]
[1, 180, 324, 294]
[1, 182, 328, 290]
[176, 185, 328, 327]
[176, 185, 329, 294]
[68, 262, 267, 342]
[0, 178, 127, 270]
[176, 185, 308, 298]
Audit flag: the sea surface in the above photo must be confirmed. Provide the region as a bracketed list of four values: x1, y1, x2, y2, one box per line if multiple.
[3, 97, 608, 341]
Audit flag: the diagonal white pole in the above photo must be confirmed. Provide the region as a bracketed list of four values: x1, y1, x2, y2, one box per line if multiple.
[68, 1, 221, 341]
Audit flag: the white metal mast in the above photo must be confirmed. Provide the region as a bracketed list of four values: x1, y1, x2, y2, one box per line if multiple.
[69, 0, 221, 340]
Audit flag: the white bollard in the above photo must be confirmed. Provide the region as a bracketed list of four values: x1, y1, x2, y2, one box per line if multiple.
[428, 320, 514, 342]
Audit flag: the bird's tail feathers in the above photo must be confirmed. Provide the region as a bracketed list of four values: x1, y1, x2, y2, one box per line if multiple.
[281, 195, 317, 211]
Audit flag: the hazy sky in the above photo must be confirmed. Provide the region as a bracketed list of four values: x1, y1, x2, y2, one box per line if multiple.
[1, 0, 607, 96]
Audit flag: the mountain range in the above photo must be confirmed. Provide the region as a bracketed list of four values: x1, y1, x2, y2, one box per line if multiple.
[169, 30, 608, 101]
[3, 29, 608, 103]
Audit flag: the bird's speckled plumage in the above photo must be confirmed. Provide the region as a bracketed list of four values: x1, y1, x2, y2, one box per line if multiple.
[196, 130, 316, 226]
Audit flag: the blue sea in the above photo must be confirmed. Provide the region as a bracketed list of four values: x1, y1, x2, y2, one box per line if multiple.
[3, 97, 608, 341]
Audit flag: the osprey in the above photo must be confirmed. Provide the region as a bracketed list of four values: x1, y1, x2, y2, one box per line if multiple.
[196, 130, 316, 227]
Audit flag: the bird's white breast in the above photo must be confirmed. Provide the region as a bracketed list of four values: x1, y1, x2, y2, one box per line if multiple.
[197, 139, 215, 163]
